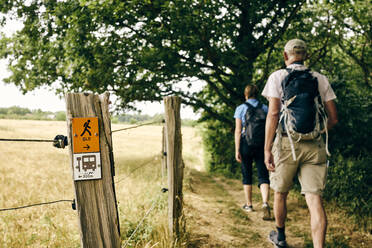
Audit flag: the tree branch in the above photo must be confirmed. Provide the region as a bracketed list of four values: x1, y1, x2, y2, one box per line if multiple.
[177, 91, 234, 125]
[338, 41, 371, 87]
[257, 44, 275, 86]
[198, 74, 237, 107]
[260, 1, 305, 51]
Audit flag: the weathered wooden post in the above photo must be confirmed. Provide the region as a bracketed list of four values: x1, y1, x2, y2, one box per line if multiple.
[66, 92, 121, 248]
[161, 126, 167, 181]
[163, 96, 184, 241]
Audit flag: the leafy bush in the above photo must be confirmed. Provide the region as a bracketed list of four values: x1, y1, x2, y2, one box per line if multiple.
[323, 81, 372, 229]
[0, 106, 55, 120]
[7, 106, 31, 115]
[115, 113, 154, 123]
[324, 155, 371, 229]
[329, 82, 372, 157]
[55, 111, 66, 121]
[201, 120, 240, 179]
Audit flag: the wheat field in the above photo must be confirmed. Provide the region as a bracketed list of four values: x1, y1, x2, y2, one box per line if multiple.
[0, 119, 203, 247]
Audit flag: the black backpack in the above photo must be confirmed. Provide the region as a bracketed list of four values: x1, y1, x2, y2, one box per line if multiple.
[243, 102, 266, 147]
[281, 69, 320, 133]
[279, 68, 330, 161]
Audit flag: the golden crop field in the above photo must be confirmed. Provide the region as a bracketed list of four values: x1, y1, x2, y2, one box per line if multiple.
[0, 119, 203, 247]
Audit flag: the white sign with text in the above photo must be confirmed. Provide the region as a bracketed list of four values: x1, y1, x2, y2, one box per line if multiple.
[73, 152, 102, 181]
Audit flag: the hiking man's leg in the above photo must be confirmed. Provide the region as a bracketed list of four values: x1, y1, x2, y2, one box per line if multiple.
[305, 193, 327, 248]
[267, 191, 288, 246]
[274, 191, 288, 228]
[297, 140, 328, 248]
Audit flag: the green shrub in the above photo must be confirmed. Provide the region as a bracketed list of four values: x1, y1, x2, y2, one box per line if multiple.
[329, 82, 372, 157]
[55, 111, 66, 121]
[7, 106, 31, 115]
[323, 81, 372, 229]
[201, 119, 240, 178]
[324, 155, 372, 229]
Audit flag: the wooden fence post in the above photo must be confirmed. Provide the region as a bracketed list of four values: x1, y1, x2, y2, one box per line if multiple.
[163, 96, 184, 241]
[66, 92, 121, 248]
[161, 126, 167, 181]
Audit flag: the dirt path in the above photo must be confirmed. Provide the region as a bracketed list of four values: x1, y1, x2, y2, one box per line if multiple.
[183, 169, 371, 248]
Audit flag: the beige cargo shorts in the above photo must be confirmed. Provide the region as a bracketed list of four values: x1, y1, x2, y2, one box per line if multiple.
[270, 136, 328, 195]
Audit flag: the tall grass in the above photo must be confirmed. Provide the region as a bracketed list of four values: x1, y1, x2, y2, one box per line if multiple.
[0, 120, 79, 247]
[0, 119, 203, 247]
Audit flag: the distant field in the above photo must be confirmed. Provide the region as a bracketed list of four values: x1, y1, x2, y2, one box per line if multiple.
[0, 119, 203, 247]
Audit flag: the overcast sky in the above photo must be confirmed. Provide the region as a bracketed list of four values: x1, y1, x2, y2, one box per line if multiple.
[0, 74, 198, 119]
[0, 17, 199, 119]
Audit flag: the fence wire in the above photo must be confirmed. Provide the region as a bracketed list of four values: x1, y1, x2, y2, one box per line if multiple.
[0, 199, 74, 212]
[115, 154, 162, 185]
[0, 119, 163, 144]
[0, 138, 53, 142]
[0, 119, 167, 242]
[111, 120, 162, 133]
[122, 189, 167, 248]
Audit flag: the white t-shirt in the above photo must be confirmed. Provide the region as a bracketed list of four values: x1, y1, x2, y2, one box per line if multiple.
[262, 63, 336, 102]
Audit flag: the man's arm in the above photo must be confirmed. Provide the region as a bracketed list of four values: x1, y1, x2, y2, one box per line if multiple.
[264, 97, 281, 171]
[235, 118, 242, 163]
[324, 100, 338, 130]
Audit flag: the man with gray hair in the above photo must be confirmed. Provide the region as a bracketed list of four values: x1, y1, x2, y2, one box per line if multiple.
[262, 39, 338, 248]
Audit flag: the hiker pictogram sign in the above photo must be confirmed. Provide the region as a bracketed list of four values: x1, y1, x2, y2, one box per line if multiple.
[72, 117, 100, 154]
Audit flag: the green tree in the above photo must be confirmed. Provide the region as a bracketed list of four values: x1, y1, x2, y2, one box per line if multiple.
[0, 0, 307, 121]
[6, 106, 31, 116]
[0, 0, 370, 172]
[0, 0, 308, 173]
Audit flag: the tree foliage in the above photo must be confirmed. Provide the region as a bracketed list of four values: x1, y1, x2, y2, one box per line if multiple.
[0, 0, 310, 123]
[1, 1, 369, 119]
[0, 0, 371, 225]
[0, 106, 58, 120]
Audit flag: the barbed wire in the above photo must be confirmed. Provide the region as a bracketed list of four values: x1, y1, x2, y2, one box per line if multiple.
[0, 138, 53, 142]
[111, 120, 163, 133]
[122, 189, 167, 248]
[0, 199, 74, 212]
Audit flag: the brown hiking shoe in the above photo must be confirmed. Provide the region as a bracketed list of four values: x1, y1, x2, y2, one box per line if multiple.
[262, 203, 271, 220]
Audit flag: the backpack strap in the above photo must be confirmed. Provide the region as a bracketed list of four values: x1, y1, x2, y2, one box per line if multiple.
[243, 102, 257, 129]
[244, 101, 261, 109]
[282, 69, 293, 100]
[244, 102, 254, 108]
[285, 68, 293, 73]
